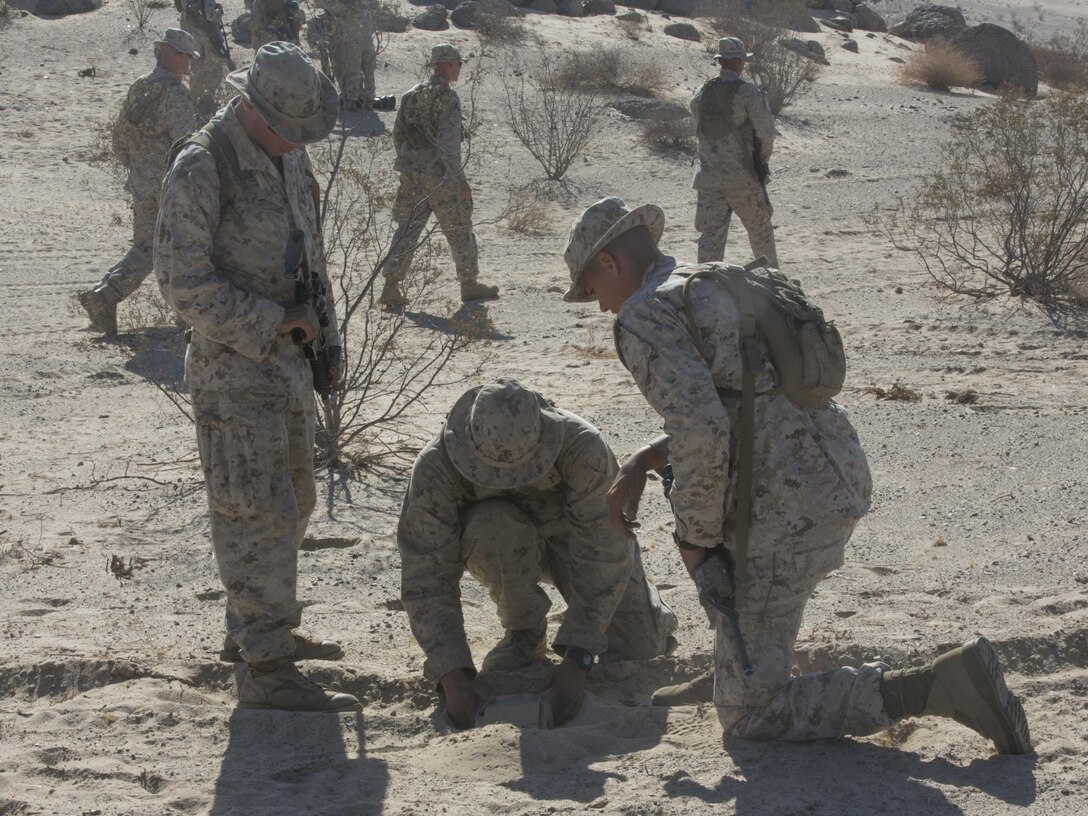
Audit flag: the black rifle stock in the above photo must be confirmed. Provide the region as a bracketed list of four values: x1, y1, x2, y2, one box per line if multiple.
[285, 229, 338, 400]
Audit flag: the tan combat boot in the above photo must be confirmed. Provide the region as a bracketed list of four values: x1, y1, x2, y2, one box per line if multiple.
[881, 636, 1031, 754]
[220, 633, 345, 663]
[378, 277, 408, 309]
[78, 286, 118, 335]
[460, 281, 500, 303]
[651, 668, 715, 707]
[238, 658, 362, 712]
[481, 626, 547, 673]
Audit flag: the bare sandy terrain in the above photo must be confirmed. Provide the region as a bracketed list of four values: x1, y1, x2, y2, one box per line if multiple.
[1, 2, 1086, 815]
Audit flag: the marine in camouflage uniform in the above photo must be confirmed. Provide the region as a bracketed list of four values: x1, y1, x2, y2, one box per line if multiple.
[558, 197, 1031, 754]
[398, 378, 677, 728]
[79, 30, 198, 335]
[379, 44, 499, 307]
[177, 0, 233, 121]
[250, 0, 306, 50]
[314, 0, 375, 110]
[691, 37, 778, 267]
[155, 44, 359, 713]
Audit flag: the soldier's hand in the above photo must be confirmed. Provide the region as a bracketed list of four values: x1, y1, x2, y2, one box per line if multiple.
[439, 668, 484, 730]
[608, 445, 665, 541]
[545, 660, 587, 727]
[279, 304, 320, 342]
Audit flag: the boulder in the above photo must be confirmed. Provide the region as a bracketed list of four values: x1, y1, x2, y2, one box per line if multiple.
[34, 0, 100, 14]
[412, 5, 449, 29]
[615, 9, 644, 21]
[828, 0, 852, 12]
[905, 5, 966, 42]
[887, 20, 910, 37]
[617, 0, 656, 10]
[374, 7, 412, 32]
[526, 0, 558, 12]
[584, 0, 615, 12]
[231, 11, 252, 46]
[852, 2, 886, 32]
[823, 14, 854, 32]
[841, 38, 859, 52]
[782, 38, 828, 64]
[658, 0, 697, 16]
[451, 0, 479, 26]
[664, 22, 700, 41]
[787, 14, 821, 34]
[556, 0, 584, 14]
[950, 23, 1038, 95]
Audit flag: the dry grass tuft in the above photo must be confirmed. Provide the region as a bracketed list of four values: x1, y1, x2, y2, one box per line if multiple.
[1034, 19, 1088, 91]
[945, 389, 979, 404]
[476, 0, 528, 47]
[505, 189, 554, 236]
[864, 381, 921, 402]
[897, 41, 983, 92]
[556, 49, 668, 98]
[639, 117, 696, 155]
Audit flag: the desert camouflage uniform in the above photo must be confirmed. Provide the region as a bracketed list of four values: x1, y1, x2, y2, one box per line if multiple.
[250, 0, 306, 49]
[315, 0, 376, 107]
[398, 411, 677, 682]
[155, 101, 340, 663]
[179, 0, 231, 120]
[96, 66, 195, 302]
[381, 75, 480, 288]
[614, 254, 883, 740]
[691, 69, 778, 267]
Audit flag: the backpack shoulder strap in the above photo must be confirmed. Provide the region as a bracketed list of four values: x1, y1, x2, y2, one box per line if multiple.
[167, 122, 241, 216]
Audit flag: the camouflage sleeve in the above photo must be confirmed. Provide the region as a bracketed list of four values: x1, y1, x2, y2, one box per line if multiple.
[551, 417, 634, 656]
[435, 91, 466, 181]
[163, 82, 197, 143]
[689, 84, 702, 121]
[616, 294, 731, 550]
[397, 441, 474, 681]
[154, 146, 286, 359]
[745, 85, 775, 160]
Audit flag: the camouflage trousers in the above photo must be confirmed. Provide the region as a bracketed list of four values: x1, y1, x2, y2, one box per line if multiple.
[695, 180, 778, 267]
[187, 31, 229, 121]
[382, 173, 480, 287]
[461, 498, 677, 662]
[713, 515, 890, 740]
[192, 385, 317, 663]
[326, 12, 375, 104]
[97, 184, 158, 302]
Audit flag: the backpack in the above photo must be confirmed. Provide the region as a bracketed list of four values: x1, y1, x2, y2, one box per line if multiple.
[676, 258, 846, 595]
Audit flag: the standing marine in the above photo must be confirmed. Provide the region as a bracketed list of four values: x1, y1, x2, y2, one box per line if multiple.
[177, 0, 234, 120]
[249, 0, 306, 50]
[690, 37, 778, 267]
[314, 0, 376, 111]
[379, 44, 498, 308]
[80, 29, 198, 335]
[559, 196, 1031, 755]
[155, 43, 359, 712]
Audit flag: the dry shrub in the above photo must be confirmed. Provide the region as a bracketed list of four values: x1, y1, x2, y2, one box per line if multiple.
[616, 14, 651, 43]
[555, 48, 667, 97]
[505, 188, 553, 236]
[639, 117, 696, 155]
[0, 0, 13, 28]
[864, 381, 920, 402]
[945, 389, 979, 404]
[129, 0, 152, 31]
[476, 0, 528, 47]
[709, 0, 823, 114]
[1033, 18, 1088, 91]
[896, 41, 982, 92]
[877, 92, 1088, 310]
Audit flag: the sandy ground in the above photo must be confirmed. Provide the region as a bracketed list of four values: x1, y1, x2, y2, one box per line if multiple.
[1, 2, 1087, 815]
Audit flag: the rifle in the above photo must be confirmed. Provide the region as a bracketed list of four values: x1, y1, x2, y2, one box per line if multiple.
[692, 548, 754, 676]
[284, 229, 339, 400]
[752, 134, 771, 186]
[176, 0, 235, 70]
[213, 2, 236, 70]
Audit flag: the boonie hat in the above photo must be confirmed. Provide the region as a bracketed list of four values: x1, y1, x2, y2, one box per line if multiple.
[155, 28, 200, 59]
[443, 378, 565, 489]
[225, 42, 338, 145]
[562, 197, 664, 303]
[428, 43, 464, 65]
[714, 37, 754, 61]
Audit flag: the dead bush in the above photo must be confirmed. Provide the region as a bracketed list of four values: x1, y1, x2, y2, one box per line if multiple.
[864, 381, 921, 402]
[502, 51, 604, 181]
[476, 0, 528, 46]
[129, 0, 152, 31]
[505, 188, 554, 236]
[639, 117, 696, 155]
[555, 48, 668, 98]
[896, 41, 983, 92]
[877, 92, 1088, 310]
[708, 0, 823, 114]
[1033, 18, 1088, 91]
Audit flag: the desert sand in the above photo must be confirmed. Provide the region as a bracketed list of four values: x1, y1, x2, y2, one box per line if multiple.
[1, 2, 1086, 815]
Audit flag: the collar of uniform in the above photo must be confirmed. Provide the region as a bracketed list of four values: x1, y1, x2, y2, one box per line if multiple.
[615, 255, 676, 327]
[148, 65, 178, 84]
[718, 68, 742, 81]
[217, 99, 300, 178]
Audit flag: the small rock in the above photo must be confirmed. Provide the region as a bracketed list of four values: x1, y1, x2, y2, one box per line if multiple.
[584, 0, 615, 12]
[841, 38, 859, 52]
[664, 22, 700, 42]
[412, 4, 449, 29]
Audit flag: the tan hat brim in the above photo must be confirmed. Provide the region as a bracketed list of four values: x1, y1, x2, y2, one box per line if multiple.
[225, 67, 339, 145]
[563, 203, 665, 303]
[442, 386, 566, 490]
[155, 40, 201, 59]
